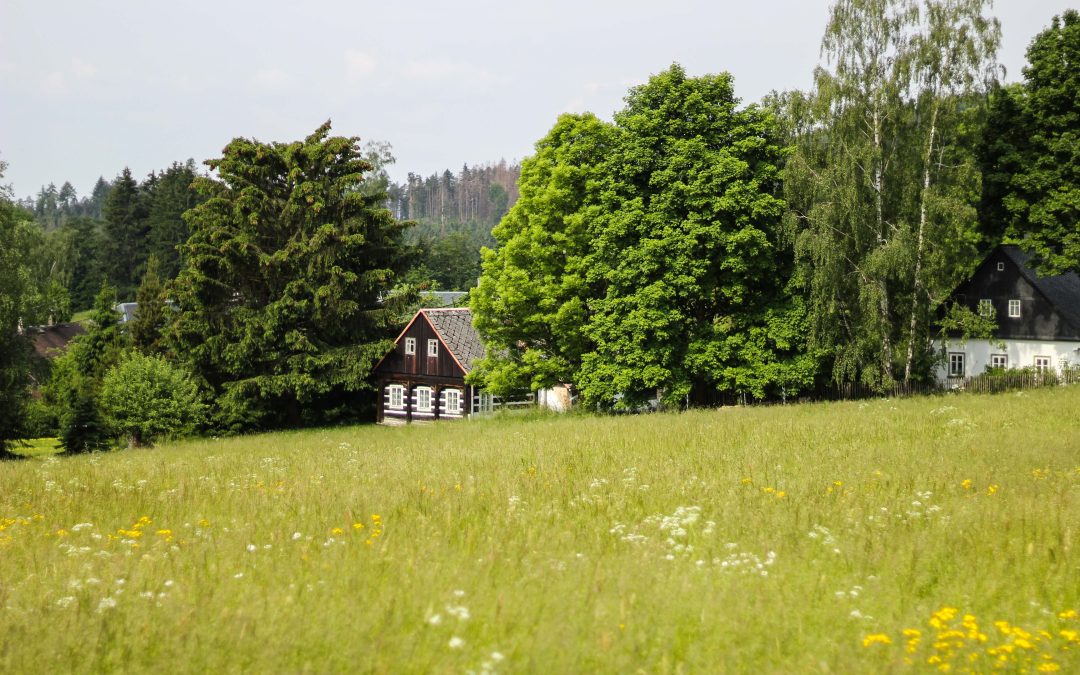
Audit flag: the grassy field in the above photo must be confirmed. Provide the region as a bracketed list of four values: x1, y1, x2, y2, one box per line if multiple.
[2, 387, 1079, 673]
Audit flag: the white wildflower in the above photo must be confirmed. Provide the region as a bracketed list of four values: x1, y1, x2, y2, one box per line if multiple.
[448, 636, 465, 649]
[96, 597, 118, 612]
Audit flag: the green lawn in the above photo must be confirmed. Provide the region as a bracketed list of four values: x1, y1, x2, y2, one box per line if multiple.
[2, 388, 1079, 672]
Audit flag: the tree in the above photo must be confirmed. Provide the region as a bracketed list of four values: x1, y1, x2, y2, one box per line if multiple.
[100, 353, 204, 446]
[579, 65, 814, 408]
[785, 0, 999, 390]
[167, 121, 412, 431]
[989, 10, 1080, 274]
[55, 284, 128, 453]
[130, 255, 167, 354]
[0, 163, 42, 457]
[101, 167, 149, 299]
[471, 113, 615, 396]
[146, 160, 203, 280]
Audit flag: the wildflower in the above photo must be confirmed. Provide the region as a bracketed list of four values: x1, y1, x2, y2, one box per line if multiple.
[331, 528, 344, 536]
[97, 597, 118, 612]
[1038, 664, 1061, 673]
[961, 479, 973, 490]
[490, 651, 505, 662]
[56, 596, 75, 608]
[427, 614, 442, 626]
[987, 484, 999, 495]
[1058, 609, 1078, 620]
[246, 544, 257, 552]
[292, 532, 302, 540]
[352, 523, 364, 530]
[448, 636, 465, 649]
[863, 633, 892, 647]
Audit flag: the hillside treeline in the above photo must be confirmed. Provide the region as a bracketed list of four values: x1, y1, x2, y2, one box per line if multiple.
[2, 1, 1078, 455]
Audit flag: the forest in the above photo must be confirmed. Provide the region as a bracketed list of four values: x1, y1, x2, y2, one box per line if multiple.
[1, 1, 1078, 454]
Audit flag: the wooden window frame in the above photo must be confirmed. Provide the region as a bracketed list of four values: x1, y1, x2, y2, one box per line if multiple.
[948, 352, 965, 378]
[445, 389, 461, 414]
[416, 386, 433, 412]
[1008, 299, 1021, 318]
[978, 299, 993, 317]
[996, 262, 1005, 271]
[427, 339, 438, 357]
[404, 337, 416, 355]
[388, 384, 404, 410]
[990, 354, 1008, 369]
[1034, 356, 1051, 372]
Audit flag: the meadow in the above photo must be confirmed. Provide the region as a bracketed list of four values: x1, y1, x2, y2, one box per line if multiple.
[2, 387, 1079, 673]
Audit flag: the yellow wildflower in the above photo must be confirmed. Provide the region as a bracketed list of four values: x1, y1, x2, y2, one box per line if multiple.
[352, 522, 365, 530]
[1038, 663, 1061, 672]
[1058, 609, 1078, 620]
[961, 479, 973, 490]
[331, 527, 344, 536]
[863, 633, 892, 647]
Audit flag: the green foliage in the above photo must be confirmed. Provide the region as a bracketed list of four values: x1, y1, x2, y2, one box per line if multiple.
[582, 65, 814, 408]
[473, 67, 815, 407]
[785, 0, 999, 390]
[987, 10, 1080, 275]
[146, 161, 204, 280]
[57, 374, 111, 454]
[471, 112, 614, 397]
[167, 121, 412, 432]
[101, 168, 149, 300]
[100, 352, 204, 446]
[130, 256, 168, 354]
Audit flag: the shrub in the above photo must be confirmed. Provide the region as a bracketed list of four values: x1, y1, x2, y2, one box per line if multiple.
[100, 353, 205, 447]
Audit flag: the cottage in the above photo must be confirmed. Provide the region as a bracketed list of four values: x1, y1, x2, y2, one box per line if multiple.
[373, 308, 489, 424]
[937, 245, 1080, 382]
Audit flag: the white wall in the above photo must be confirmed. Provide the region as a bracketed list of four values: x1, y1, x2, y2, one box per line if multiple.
[934, 338, 1080, 381]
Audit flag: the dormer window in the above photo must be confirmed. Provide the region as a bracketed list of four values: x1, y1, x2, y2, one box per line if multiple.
[427, 339, 438, 357]
[1008, 299, 1021, 318]
[404, 337, 416, 355]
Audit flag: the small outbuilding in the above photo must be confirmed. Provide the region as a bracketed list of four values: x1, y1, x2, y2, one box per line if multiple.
[373, 308, 489, 424]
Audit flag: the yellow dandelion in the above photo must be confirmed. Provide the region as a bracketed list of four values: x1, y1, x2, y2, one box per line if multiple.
[1058, 609, 1078, 620]
[352, 523, 365, 530]
[331, 527, 344, 536]
[862, 633, 892, 647]
[961, 479, 973, 490]
[1038, 663, 1061, 672]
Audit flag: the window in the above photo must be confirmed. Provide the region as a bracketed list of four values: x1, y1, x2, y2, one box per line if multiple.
[427, 339, 438, 357]
[404, 337, 416, 355]
[1008, 299, 1021, 318]
[416, 386, 432, 412]
[948, 352, 966, 378]
[978, 299, 993, 317]
[990, 354, 1008, 369]
[445, 389, 461, 414]
[996, 262, 1005, 271]
[1034, 356, 1051, 372]
[388, 384, 404, 409]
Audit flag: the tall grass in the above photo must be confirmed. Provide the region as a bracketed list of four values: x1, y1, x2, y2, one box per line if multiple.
[2, 388, 1079, 672]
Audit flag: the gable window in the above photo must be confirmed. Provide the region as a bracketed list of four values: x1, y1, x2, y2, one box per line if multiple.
[1034, 356, 1051, 372]
[948, 352, 966, 378]
[1008, 299, 1021, 318]
[404, 337, 416, 355]
[445, 389, 461, 415]
[996, 262, 1005, 271]
[990, 354, 1008, 369]
[978, 299, 993, 317]
[388, 384, 404, 410]
[416, 386, 433, 412]
[427, 339, 438, 357]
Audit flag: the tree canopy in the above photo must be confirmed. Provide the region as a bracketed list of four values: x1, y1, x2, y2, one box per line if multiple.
[167, 121, 412, 431]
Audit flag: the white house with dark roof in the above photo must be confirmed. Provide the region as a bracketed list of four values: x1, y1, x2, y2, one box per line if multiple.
[936, 245, 1080, 383]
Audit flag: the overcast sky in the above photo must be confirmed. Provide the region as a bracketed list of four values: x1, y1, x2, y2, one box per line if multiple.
[0, 1, 1074, 199]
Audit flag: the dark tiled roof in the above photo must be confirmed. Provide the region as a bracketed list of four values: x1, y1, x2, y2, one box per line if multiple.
[28, 322, 86, 358]
[423, 308, 484, 373]
[1000, 245, 1080, 335]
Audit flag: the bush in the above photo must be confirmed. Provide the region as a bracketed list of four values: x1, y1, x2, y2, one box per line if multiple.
[100, 353, 205, 447]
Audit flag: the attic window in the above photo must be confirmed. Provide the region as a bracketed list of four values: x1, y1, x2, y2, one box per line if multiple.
[997, 262, 1005, 271]
[427, 339, 438, 357]
[404, 337, 416, 355]
[1008, 299, 1021, 318]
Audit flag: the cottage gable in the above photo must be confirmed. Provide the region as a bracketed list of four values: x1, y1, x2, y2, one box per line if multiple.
[373, 308, 487, 424]
[948, 245, 1080, 342]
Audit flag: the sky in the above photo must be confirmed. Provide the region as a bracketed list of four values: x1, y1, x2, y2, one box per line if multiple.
[0, 0, 1075, 199]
